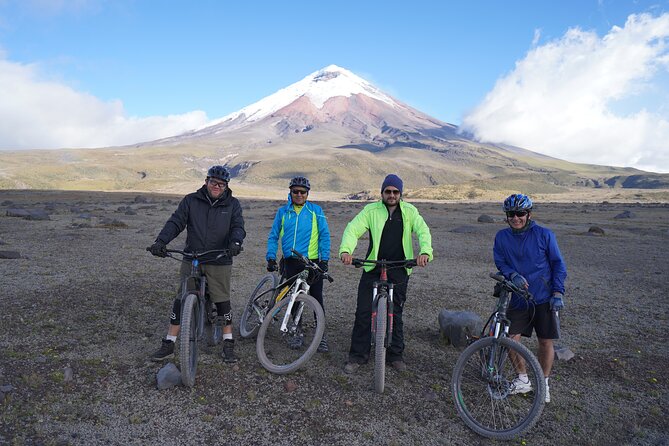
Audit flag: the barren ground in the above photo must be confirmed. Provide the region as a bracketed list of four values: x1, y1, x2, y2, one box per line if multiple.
[0, 190, 667, 445]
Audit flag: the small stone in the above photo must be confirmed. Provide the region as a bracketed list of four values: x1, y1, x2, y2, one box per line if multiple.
[554, 345, 575, 361]
[63, 367, 74, 382]
[283, 380, 297, 392]
[156, 363, 181, 389]
[588, 226, 605, 236]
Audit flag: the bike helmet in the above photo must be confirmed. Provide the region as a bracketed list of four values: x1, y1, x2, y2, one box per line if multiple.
[503, 193, 533, 212]
[289, 176, 311, 190]
[207, 165, 230, 182]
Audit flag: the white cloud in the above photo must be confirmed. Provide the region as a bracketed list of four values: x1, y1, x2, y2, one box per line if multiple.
[0, 57, 211, 150]
[462, 13, 669, 173]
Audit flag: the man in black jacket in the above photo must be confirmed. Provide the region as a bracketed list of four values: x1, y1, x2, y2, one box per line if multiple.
[148, 165, 246, 363]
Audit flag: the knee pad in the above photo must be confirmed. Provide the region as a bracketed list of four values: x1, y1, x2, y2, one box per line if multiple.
[216, 301, 233, 326]
[170, 299, 181, 325]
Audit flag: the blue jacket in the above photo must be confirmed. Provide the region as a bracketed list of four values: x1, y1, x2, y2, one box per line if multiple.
[266, 197, 330, 261]
[493, 221, 567, 307]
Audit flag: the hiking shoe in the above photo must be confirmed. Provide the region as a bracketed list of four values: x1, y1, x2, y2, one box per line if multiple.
[287, 333, 305, 350]
[222, 339, 238, 363]
[545, 384, 551, 403]
[317, 335, 329, 353]
[150, 339, 174, 361]
[510, 376, 533, 394]
[390, 360, 407, 372]
[344, 362, 360, 374]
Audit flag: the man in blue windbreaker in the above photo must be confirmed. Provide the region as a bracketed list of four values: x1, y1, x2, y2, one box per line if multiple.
[266, 176, 331, 352]
[493, 193, 567, 404]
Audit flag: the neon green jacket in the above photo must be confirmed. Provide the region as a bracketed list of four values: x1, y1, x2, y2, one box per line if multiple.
[339, 200, 433, 274]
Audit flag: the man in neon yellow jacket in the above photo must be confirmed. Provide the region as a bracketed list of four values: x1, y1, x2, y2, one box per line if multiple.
[339, 174, 433, 373]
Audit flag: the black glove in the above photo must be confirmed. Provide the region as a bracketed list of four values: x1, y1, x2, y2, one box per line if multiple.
[267, 259, 278, 272]
[229, 241, 242, 256]
[149, 241, 167, 258]
[318, 260, 329, 272]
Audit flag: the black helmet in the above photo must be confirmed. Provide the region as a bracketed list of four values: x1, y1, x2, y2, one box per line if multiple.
[207, 165, 230, 182]
[289, 176, 310, 190]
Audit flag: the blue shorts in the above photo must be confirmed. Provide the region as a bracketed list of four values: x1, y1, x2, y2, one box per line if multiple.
[508, 301, 560, 340]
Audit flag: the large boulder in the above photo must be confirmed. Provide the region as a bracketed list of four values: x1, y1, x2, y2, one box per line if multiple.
[438, 310, 483, 349]
[156, 363, 181, 389]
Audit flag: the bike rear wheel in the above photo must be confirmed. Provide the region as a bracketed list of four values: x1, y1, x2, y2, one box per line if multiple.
[451, 336, 545, 440]
[240, 273, 279, 339]
[179, 293, 200, 387]
[256, 293, 325, 374]
[374, 294, 388, 394]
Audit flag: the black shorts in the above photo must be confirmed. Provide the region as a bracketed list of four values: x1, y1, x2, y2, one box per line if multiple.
[508, 301, 560, 340]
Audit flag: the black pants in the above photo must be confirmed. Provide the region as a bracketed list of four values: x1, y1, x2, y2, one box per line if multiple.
[282, 257, 325, 313]
[348, 269, 409, 363]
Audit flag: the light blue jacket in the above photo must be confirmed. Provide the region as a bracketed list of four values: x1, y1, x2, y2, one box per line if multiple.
[266, 197, 330, 261]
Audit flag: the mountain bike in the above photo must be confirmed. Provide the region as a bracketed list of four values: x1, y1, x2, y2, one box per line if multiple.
[451, 272, 546, 440]
[147, 247, 233, 387]
[350, 258, 417, 394]
[239, 249, 332, 374]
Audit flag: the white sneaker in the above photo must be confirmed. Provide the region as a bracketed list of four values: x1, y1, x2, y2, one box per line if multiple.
[545, 384, 551, 403]
[510, 376, 533, 394]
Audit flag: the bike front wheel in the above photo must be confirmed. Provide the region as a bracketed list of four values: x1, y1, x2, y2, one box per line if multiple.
[240, 273, 279, 339]
[256, 293, 325, 374]
[179, 293, 200, 387]
[374, 294, 388, 394]
[451, 336, 545, 440]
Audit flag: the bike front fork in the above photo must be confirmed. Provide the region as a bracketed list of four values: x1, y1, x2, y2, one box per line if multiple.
[371, 295, 394, 348]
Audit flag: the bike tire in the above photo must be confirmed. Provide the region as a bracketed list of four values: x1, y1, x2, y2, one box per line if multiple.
[451, 336, 545, 440]
[256, 293, 325, 375]
[240, 273, 279, 339]
[374, 294, 388, 394]
[179, 293, 199, 387]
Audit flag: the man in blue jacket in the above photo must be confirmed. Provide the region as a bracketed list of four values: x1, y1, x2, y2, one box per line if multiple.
[266, 176, 331, 352]
[493, 193, 567, 403]
[148, 165, 246, 363]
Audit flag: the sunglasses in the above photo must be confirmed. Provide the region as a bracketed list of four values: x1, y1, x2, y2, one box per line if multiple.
[383, 189, 401, 196]
[291, 189, 308, 195]
[208, 179, 227, 188]
[506, 211, 529, 218]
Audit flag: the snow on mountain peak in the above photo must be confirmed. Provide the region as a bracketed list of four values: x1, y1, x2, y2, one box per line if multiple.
[205, 65, 397, 130]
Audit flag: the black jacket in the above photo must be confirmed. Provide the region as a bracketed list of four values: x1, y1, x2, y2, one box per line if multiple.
[156, 186, 246, 265]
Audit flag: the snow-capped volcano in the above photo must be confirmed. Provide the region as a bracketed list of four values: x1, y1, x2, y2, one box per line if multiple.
[202, 65, 397, 130]
[186, 64, 455, 140]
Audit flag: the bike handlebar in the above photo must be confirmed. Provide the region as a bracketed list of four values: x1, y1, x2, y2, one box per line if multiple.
[145, 247, 242, 262]
[490, 272, 533, 300]
[290, 249, 334, 283]
[351, 258, 418, 269]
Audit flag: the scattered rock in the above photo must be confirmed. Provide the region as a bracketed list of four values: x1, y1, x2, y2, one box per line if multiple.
[283, 380, 298, 392]
[477, 214, 495, 223]
[346, 191, 375, 201]
[97, 218, 129, 228]
[76, 213, 93, 220]
[6, 209, 31, 218]
[156, 363, 181, 389]
[26, 209, 51, 220]
[554, 345, 575, 361]
[438, 310, 483, 349]
[125, 209, 137, 216]
[423, 390, 438, 402]
[134, 195, 148, 204]
[1, 200, 13, 206]
[614, 210, 635, 219]
[63, 367, 74, 382]
[0, 384, 14, 393]
[588, 226, 605, 236]
[450, 225, 479, 234]
[0, 251, 21, 259]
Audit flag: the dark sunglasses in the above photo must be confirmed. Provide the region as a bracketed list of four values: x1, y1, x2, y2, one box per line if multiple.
[383, 189, 401, 196]
[208, 179, 227, 188]
[506, 211, 529, 218]
[291, 189, 308, 195]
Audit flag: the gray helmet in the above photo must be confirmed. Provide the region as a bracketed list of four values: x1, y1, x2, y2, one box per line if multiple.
[207, 165, 230, 182]
[289, 176, 310, 190]
[503, 193, 533, 212]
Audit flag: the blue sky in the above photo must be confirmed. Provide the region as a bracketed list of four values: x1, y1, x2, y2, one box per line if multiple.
[1, 0, 668, 172]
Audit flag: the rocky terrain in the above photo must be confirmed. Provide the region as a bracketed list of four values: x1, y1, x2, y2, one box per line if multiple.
[0, 190, 667, 445]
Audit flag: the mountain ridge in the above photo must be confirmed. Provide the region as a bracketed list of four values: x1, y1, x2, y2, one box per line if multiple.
[1, 64, 668, 199]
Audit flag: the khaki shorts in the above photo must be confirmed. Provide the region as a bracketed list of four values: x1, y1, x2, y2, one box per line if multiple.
[178, 262, 232, 303]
